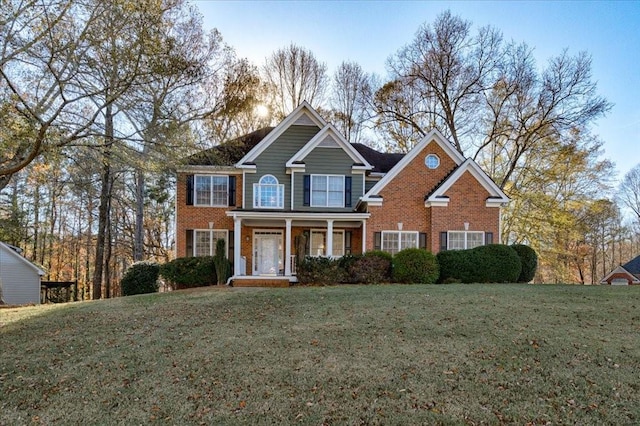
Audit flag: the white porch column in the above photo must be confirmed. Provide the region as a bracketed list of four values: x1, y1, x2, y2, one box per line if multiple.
[233, 217, 242, 276]
[284, 218, 292, 276]
[362, 219, 367, 253]
[326, 219, 334, 257]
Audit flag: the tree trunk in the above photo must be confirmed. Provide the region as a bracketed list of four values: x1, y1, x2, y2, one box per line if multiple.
[134, 168, 145, 262]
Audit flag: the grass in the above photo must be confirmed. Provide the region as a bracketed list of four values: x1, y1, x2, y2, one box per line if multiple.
[1, 284, 639, 425]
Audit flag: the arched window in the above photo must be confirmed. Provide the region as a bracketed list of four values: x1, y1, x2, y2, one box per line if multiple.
[254, 174, 283, 208]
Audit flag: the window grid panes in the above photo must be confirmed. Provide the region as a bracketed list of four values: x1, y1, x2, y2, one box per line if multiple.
[381, 231, 419, 255]
[194, 230, 227, 256]
[447, 231, 484, 250]
[311, 175, 344, 207]
[194, 175, 228, 206]
[310, 230, 345, 257]
[254, 175, 284, 208]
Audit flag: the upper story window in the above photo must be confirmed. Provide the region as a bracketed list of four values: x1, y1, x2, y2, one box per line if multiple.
[254, 174, 284, 209]
[311, 175, 344, 207]
[425, 154, 440, 169]
[381, 231, 418, 255]
[448, 231, 484, 250]
[195, 175, 228, 206]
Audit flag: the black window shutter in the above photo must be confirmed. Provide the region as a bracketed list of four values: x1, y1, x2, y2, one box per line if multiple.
[374, 232, 381, 251]
[345, 231, 352, 254]
[228, 176, 236, 206]
[439, 232, 448, 252]
[303, 175, 311, 206]
[186, 175, 194, 205]
[345, 176, 352, 207]
[485, 232, 493, 245]
[186, 229, 194, 257]
[419, 233, 427, 250]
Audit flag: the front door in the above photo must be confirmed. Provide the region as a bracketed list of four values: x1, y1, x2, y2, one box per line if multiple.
[253, 231, 283, 275]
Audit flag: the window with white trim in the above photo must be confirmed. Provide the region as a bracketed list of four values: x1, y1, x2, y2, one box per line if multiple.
[311, 175, 344, 207]
[193, 230, 228, 256]
[381, 231, 418, 255]
[447, 231, 484, 250]
[195, 175, 228, 206]
[310, 230, 345, 257]
[254, 174, 284, 208]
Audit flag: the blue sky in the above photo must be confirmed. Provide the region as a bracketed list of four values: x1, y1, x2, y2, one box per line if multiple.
[194, 0, 640, 183]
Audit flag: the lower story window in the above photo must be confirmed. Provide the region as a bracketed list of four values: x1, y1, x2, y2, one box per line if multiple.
[381, 231, 418, 255]
[194, 230, 228, 256]
[310, 230, 345, 257]
[447, 231, 484, 250]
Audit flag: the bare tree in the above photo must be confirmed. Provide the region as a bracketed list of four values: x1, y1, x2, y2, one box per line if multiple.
[330, 61, 372, 143]
[263, 43, 328, 119]
[619, 165, 640, 222]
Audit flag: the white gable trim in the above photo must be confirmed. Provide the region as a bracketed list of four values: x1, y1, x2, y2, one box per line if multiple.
[600, 265, 640, 284]
[362, 129, 465, 203]
[0, 242, 45, 276]
[424, 159, 510, 206]
[285, 124, 373, 171]
[236, 101, 327, 167]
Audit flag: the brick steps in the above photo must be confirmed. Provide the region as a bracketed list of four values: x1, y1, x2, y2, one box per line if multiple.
[232, 278, 291, 288]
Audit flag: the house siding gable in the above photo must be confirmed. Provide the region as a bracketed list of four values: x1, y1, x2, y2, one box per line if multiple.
[0, 246, 41, 304]
[293, 147, 363, 211]
[245, 125, 320, 210]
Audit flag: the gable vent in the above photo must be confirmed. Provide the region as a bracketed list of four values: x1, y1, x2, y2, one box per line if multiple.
[294, 113, 316, 126]
[318, 135, 340, 148]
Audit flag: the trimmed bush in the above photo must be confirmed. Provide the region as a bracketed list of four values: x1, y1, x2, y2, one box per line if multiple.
[296, 256, 343, 285]
[392, 248, 439, 284]
[341, 251, 393, 284]
[121, 261, 160, 296]
[159, 256, 216, 289]
[213, 239, 231, 285]
[511, 244, 538, 283]
[437, 244, 521, 283]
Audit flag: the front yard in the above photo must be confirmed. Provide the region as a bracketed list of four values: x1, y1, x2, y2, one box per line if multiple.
[1, 284, 638, 424]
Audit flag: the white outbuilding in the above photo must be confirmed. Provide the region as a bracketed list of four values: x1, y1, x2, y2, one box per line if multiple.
[0, 242, 45, 305]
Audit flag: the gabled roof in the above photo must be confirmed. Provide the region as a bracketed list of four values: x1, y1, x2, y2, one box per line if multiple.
[425, 159, 510, 207]
[0, 242, 45, 276]
[236, 101, 327, 168]
[622, 254, 640, 275]
[362, 129, 466, 202]
[352, 143, 405, 173]
[184, 127, 274, 167]
[600, 265, 640, 284]
[286, 124, 373, 171]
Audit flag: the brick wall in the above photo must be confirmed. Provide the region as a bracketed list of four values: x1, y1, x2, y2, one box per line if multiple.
[365, 140, 500, 253]
[175, 172, 243, 257]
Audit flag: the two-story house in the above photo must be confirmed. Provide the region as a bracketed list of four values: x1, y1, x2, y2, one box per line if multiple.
[175, 102, 509, 286]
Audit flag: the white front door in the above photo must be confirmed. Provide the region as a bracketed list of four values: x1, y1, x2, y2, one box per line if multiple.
[253, 232, 283, 275]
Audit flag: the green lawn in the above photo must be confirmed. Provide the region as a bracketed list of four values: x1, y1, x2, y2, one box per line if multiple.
[1, 284, 639, 425]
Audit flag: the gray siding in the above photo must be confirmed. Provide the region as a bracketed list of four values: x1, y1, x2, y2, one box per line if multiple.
[294, 147, 364, 211]
[0, 246, 41, 305]
[246, 125, 320, 210]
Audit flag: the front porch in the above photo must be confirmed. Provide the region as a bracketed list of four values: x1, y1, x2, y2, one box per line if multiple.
[227, 210, 370, 285]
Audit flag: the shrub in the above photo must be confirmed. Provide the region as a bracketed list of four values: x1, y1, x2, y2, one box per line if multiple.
[159, 256, 216, 289]
[340, 252, 393, 284]
[213, 239, 231, 285]
[392, 248, 439, 284]
[511, 244, 538, 283]
[437, 244, 521, 283]
[121, 261, 160, 296]
[296, 256, 343, 285]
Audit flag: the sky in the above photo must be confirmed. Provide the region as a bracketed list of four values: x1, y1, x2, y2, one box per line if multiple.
[194, 0, 640, 184]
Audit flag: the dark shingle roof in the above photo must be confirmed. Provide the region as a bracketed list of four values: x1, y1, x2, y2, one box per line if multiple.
[186, 127, 274, 166]
[623, 255, 640, 275]
[351, 143, 404, 173]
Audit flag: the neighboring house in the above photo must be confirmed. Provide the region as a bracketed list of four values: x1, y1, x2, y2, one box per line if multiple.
[175, 102, 509, 285]
[0, 242, 45, 304]
[600, 255, 640, 285]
